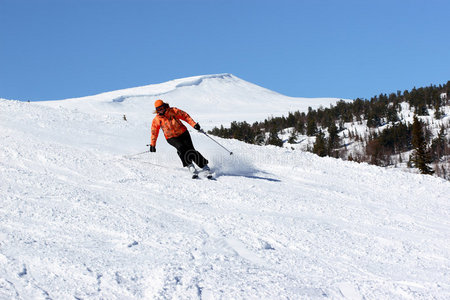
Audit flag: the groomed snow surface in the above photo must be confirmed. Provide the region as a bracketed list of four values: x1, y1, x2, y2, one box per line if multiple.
[1, 75, 450, 299]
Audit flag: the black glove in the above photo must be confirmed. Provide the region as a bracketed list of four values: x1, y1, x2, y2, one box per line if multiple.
[194, 123, 201, 131]
[149, 145, 156, 152]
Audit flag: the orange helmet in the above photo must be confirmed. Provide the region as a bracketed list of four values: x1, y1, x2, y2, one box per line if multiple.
[154, 99, 164, 108]
[154, 99, 169, 115]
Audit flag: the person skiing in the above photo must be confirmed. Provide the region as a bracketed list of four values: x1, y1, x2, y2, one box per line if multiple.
[149, 99, 211, 178]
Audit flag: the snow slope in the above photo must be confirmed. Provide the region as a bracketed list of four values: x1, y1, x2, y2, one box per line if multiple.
[38, 73, 345, 130]
[1, 77, 450, 299]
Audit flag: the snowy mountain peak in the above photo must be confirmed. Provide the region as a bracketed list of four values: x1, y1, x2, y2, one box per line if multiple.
[54, 73, 250, 103]
[40, 74, 343, 130]
[172, 73, 235, 88]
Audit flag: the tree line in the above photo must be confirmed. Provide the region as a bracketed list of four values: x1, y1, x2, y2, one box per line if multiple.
[209, 81, 450, 178]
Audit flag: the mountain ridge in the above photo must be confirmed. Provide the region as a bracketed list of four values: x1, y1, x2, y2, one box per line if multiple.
[36, 73, 346, 130]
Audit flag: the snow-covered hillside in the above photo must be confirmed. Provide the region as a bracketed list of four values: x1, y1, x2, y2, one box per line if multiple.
[1, 76, 450, 299]
[281, 101, 450, 179]
[38, 74, 345, 131]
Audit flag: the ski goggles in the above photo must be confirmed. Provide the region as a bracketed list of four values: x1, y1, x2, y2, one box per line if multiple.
[156, 105, 166, 113]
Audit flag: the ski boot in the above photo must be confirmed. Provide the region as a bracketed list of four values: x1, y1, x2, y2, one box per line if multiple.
[187, 164, 199, 179]
[202, 165, 213, 179]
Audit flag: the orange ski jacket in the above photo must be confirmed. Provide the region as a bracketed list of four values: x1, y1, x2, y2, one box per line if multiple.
[150, 107, 197, 146]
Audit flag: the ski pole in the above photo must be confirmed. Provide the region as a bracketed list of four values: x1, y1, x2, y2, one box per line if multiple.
[199, 130, 233, 155]
[124, 147, 150, 158]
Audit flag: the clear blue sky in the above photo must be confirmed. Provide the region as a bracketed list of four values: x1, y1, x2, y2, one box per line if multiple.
[1, 0, 449, 101]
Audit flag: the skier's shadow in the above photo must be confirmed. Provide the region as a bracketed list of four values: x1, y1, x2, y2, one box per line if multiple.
[215, 171, 281, 182]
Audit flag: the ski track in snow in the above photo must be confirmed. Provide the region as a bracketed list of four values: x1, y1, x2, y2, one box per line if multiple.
[1, 98, 450, 299]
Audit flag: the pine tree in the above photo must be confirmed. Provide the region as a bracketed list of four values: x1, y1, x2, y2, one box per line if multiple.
[366, 110, 381, 127]
[296, 119, 305, 134]
[434, 100, 444, 119]
[327, 122, 340, 157]
[410, 115, 434, 175]
[306, 116, 317, 136]
[266, 129, 283, 147]
[386, 105, 399, 123]
[313, 131, 327, 157]
[431, 126, 447, 161]
[416, 102, 429, 116]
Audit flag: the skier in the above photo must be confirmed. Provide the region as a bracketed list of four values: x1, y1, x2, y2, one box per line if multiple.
[149, 99, 212, 179]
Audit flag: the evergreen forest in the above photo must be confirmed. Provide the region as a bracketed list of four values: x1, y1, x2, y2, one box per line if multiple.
[209, 82, 450, 179]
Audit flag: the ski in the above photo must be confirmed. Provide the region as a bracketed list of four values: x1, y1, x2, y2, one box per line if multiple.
[203, 171, 215, 180]
[190, 171, 215, 180]
[199, 168, 214, 180]
[191, 173, 214, 180]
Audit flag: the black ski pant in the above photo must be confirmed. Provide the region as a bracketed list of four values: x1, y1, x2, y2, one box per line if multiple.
[167, 130, 208, 168]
